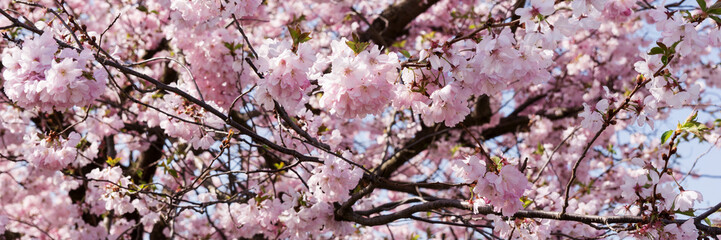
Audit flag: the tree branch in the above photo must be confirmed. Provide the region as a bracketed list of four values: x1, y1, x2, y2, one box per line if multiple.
[336, 199, 721, 235]
[359, 0, 441, 47]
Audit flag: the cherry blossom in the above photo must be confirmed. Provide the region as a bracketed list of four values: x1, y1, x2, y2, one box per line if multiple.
[1, 0, 720, 239]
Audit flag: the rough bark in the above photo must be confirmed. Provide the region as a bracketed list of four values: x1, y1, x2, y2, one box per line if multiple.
[360, 0, 442, 47]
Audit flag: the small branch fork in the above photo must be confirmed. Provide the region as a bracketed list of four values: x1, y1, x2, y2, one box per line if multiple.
[561, 77, 652, 216]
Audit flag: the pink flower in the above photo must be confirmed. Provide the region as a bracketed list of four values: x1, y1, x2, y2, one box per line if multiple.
[453, 155, 487, 182]
[318, 39, 399, 118]
[673, 190, 703, 212]
[579, 102, 604, 133]
[25, 132, 81, 171]
[515, 0, 555, 32]
[256, 40, 316, 113]
[419, 82, 471, 127]
[2, 30, 107, 112]
[635, 96, 658, 129]
[495, 166, 530, 199]
[602, 0, 634, 22]
[493, 166, 530, 216]
[86, 166, 135, 215]
[663, 219, 698, 239]
[571, 0, 607, 16]
[307, 152, 363, 202]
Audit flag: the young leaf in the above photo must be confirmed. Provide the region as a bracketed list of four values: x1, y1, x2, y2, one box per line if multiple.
[656, 41, 668, 51]
[136, 5, 149, 13]
[298, 32, 311, 43]
[709, 15, 721, 27]
[400, 49, 411, 58]
[168, 169, 179, 178]
[533, 142, 545, 155]
[288, 25, 300, 41]
[675, 209, 695, 217]
[669, 40, 682, 54]
[345, 40, 370, 54]
[698, 0, 707, 11]
[273, 162, 285, 169]
[648, 47, 664, 55]
[707, 8, 721, 15]
[661, 129, 674, 144]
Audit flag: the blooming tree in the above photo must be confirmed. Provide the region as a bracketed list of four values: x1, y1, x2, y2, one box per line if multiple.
[2, 0, 721, 239]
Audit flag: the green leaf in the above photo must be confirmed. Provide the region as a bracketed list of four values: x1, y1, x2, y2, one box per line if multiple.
[690, 110, 699, 122]
[533, 142, 545, 155]
[450, 144, 462, 155]
[656, 41, 668, 51]
[520, 196, 533, 208]
[648, 47, 664, 55]
[136, 5, 148, 13]
[288, 14, 307, 26]
[298, 32, 311, 43]
[288, 25, 312, 51]
[273, 162, 285, 170]
[675, 209, 696, 217]
[288, 25, 301, 41]
[400, 49, 411, 58]
[698, 0, 707, 11]
[607, 143, 617, 154]
[661, 130, 674, 144]
[392, 40, 407, 48]
[682, 122, 709, 138]
[669, 40, 682, 54]
[223, 42, 235, 51]
[168, 169, 179, 178]
[75, 137, 89, 150]
[254, 194, 271, 205]
[345, 40, 370, 54]
[106, 156, 120, 167]
[661, 55, 669, 65]
[707, 8, 721, 15]
[490, 156, 503, 171]
[709, 15, 721, 26]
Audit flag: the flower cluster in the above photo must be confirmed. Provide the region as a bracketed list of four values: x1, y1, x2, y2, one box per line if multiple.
[255, 39, 317, 113]
[169, 0, 261, 28]
[24, 132, 81, 171]
[2, 31, 107, 112]
[515, 0, 555, 33]
[307, 152, 364, 202]
[454, 155, 530, 216]
[405, 28, 553, 126]
[578, 99, 608, 133]
[85, 166, 134, 215]
[317, 39, 400, 118]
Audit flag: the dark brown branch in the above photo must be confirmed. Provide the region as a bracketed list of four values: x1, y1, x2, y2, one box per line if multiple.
[696, 201, 721, 224]
[374, 103, 580, 179]
[336, 199, 721, 235]
[359, 0, 441, 47]
[274, 101, 331, 151]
